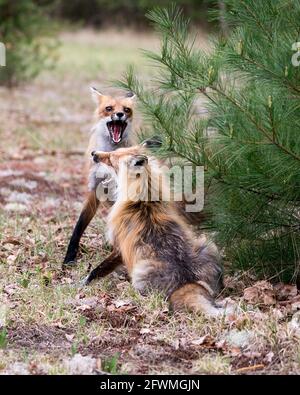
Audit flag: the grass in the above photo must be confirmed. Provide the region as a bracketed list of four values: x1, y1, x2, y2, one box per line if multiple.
[0, 28, 299, 375]
[55, 29, 159, 80]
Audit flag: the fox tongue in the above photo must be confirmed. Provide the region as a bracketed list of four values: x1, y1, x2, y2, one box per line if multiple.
[112, 124, 121, 142]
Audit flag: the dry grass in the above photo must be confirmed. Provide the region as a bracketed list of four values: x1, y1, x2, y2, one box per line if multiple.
[0, 28, 299, 375]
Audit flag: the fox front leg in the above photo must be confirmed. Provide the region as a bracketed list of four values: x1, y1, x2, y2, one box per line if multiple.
[88, 162, 117, 194]
[82, 251, 123, 286]
[63, 190, 99, 266]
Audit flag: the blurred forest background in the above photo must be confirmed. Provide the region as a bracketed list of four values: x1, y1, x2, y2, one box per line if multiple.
[0, 0, 218, 86]
[51, 0, 212, 28]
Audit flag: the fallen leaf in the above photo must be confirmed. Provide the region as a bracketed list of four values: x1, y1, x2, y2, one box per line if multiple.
[4, 284, 19, 295]
[3, 237, 21, 246]
[140, 328, 151, 335]
[273, 283, 297, 301]
[215, 339, 226, 349]
[288, 311, 300, 335]
[76, 304, 92, 311]
[172, 338, 180, 350]
[75, 292, 86, 300]
[243, 281, 276, 305]
[114, 299, 131, 308]
[243, 287, 260, 304]
[228, 346, 242, 356]
[61, 277, 73, 285]
[7, 254, 18, 264]
[65, 334, 75, 342]
[243, 351, 262, 359]
[191, 335, 214, 346]
[52, 321, 66, 329]
[75, 297, 98, 308]
[263, 292, 276, 305]
[272, 308, 284, 319]
[264, 351, 274, 363]
[291, 301, 300, 311]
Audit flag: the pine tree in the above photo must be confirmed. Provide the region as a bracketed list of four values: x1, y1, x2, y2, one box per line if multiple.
[117, 1, 300, 284]
[0, 0, 58, 86]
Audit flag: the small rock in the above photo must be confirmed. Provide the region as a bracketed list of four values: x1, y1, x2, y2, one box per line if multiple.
[291, 301, 300, 311]
[75, 297, 98, 308]
[0, 170, 24, 177]
[140, 328, 151, 335]
[0, 187, 12, 196]
[120, 362, 136, 374]
[0, 305, 8, 328]
[7, 191, 32, 204]
[7, 254, 18, 264]
[4, 203, 27, 212]
[114, 299, 131, 308]
[41, 198, 60, 209]
[65, 334, 75, 342]
[273, 283, 297, 301]
[5, 362, 30, 375]
[288, 311, 300, 336]
[64, 354, 97, 375]
[9, 178, 37, 190]
[224, 329, 256, 349]
[264, 351, 274, 363]
[243, 281, 276, 305]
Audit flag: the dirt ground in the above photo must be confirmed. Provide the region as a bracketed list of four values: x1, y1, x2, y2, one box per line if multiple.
[0, 29, 299, 375]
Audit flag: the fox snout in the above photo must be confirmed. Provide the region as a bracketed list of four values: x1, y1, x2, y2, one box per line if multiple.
[91, 151, 109, 163]
[112, 112, 125, 121]
[131, 155, 148, 167]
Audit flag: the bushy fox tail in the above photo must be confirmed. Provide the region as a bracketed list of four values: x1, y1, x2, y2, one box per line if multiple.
[169, 235, 228, 317]
[169, 283, 231, 317]
[194, 234, 224, 296]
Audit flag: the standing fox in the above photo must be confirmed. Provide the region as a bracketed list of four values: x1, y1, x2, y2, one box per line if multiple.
[63, 88, 136, 266]
[84, 147, 227, 317]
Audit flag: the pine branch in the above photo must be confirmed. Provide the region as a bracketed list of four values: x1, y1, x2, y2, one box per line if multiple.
[239, 0, 273, 42]
[240, 54, 300, 95]
[210, 86, 300, 162]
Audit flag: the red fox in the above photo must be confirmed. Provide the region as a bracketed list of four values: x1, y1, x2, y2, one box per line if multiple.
[84, 147, 227, 317]
[63, 88, 136, 266]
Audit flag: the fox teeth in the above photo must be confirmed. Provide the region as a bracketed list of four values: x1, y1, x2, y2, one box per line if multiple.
[107, 120, 127, 144]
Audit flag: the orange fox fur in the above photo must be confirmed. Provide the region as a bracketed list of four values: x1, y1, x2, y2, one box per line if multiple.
[86, 146, 228, 317]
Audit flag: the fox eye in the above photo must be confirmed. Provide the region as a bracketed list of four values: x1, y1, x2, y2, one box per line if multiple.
[124, 107, 131, 113]
[105, 106, 113, 111]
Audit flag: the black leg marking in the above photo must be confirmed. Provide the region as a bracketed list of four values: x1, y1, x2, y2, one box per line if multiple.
[63, 192, 99, 267]
[84, 252, 123, 285]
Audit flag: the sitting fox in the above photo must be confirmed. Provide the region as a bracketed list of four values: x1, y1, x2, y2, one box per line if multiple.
[84, 146, 227, 317]
[63, 88, 136, 266]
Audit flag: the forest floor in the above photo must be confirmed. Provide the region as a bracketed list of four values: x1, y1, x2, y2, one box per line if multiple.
[0, 28, 299, 375]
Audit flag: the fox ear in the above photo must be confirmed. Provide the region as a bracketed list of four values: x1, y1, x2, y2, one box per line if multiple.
[90, 86, 103, 104]
[125, 91, 136, 100]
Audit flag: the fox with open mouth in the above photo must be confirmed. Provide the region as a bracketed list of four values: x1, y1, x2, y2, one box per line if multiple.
[63, 88, 135, 266]
[89, 87, 134, 149]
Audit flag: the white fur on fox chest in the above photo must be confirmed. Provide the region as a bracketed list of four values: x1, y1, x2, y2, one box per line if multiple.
[87, 121, 132, 192]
